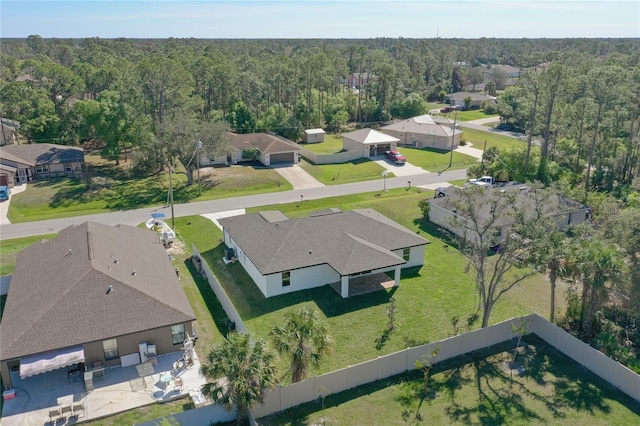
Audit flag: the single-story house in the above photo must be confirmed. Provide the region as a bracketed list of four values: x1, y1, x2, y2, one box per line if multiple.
[0, 222, 196, 389]
[303, 129, 326, 144]
[347, 73, 375, 88]
[0, 163, 17, 187]
[445, 92, 497, 109]
[0, 143, 85, 185]
[203, 132, 301, 167]
[0, 118, 20, 146]
[380, 115, 462, 151]
[491, 64, 521, 79]
[427, 183, 589, 245]
[341, 129, 400, 158]
[219, 208, 430, 299]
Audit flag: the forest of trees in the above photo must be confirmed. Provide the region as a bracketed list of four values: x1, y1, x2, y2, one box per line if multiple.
[1, 36, 639, 371]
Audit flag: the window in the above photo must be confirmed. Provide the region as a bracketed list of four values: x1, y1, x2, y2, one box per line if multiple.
[64, 163, 73, 172]
[35, 164, 49, 173]
[172, 324, 185, 345]
[403, 248, 411, 261]
[282, 271, 291, 287]
[103, 339, 119, 361]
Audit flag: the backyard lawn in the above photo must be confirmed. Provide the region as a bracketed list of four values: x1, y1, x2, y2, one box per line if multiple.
[258, 337, 640, 425]
[190, 188, 564, 385]
[435, 109, 499, 122]
[298, 157, 394, 185]
[6, 153, 291, 223]
[301, 134, 344, 154]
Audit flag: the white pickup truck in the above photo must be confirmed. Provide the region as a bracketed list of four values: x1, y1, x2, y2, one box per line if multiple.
[465, 176, 495, 187]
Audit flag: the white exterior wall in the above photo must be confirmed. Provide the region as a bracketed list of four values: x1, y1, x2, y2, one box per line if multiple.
[342, 137, 367, 156]
[392, 245, 427, 268]
[223, 231, 268, 296]
[265, 264, 339, 297]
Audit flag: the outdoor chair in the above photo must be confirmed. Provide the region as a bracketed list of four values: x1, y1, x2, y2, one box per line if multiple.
[60, 404, 73, 420]
[48, 407, 60, 424]
[72, 402, 84, 418]
[174, 377, 183, 392]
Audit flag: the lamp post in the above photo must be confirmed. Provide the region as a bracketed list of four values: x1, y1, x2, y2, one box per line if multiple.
[196, 140, 202, 196]
[448, 112, 458, 168]
[169, 162, 175, 230]
[381, 171, 389, 192]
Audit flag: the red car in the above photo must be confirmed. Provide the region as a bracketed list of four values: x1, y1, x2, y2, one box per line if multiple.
[385, 150, 406, 164]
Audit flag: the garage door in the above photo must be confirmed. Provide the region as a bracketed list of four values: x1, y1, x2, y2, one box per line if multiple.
[0, 175, 8, 186]
[270, 152, 294, 164]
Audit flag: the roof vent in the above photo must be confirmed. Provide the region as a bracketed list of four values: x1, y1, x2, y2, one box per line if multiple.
[114, 258, 119, 264]
[65, 248, 73, 257]
[131, 270, 136, 276]
[309, 250, 313, 255]
[106, 285, 113, 294]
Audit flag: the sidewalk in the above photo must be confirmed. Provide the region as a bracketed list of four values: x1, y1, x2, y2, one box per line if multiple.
[0, 183, 27, 225]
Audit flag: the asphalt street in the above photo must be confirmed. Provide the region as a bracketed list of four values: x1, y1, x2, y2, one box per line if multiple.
[0, 168, 468, 240]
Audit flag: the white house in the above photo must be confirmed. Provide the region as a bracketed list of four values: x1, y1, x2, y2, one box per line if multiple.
[380, 115, 462, 151]
[218, 209, 430, 298]
[341, 129, 400, 158]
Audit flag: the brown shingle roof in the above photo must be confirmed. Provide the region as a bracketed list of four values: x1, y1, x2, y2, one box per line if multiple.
[219, 209, 429, 276]
[0, 222, 195, 360]
[0, 143, 84, 165]
[226, 132, 301, 154]
[380, 115, 458, 138]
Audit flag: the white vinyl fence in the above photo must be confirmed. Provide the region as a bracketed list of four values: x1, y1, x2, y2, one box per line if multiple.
[299, 147, 363, 165]
[192, 245, 247, 333]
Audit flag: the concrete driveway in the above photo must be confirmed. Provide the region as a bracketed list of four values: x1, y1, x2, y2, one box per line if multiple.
[374, 158, 428, 176]
[272, 164, 324, 190]
[0, 183, 27, 225]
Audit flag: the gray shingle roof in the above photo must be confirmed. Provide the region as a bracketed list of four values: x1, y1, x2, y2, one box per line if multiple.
[226, 132, 301, 154]
[219, 209, 429, 276]
[380, 115, 459, 137]
[342, 129, 399, 144]
[0, 143, 84, 165]
[0, 222, 195, 361]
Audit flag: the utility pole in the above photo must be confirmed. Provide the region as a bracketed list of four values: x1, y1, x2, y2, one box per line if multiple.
[169, 162, 175, 230]
[196, 140, 202, 196]
[448, 113, 458, 168]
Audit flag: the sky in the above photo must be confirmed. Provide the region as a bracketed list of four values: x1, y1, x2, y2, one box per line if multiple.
[1, 0, 638, 39]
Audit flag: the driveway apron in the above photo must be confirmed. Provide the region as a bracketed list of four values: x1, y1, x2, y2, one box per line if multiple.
[272, 164, 325, 190]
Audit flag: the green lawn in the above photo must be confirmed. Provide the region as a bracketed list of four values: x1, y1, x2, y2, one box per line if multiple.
[435, 109, 499, 122]
[83, 398, 194, 426]
[460, 127, 526, 152]
[258, 337, 640, 425]
[400, 146, 478, 172]
[0, 233, 57, 275]
[7, 161, 291, 223]
[299, 157, 394, 185]
[190, 189, 558, 385]
[301, 134, 344, 154]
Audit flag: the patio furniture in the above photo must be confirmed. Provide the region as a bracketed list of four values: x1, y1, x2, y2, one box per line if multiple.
[72, 402, 84, 418]
[160, 372, 173, 388]
[136, 361, 155, 378]
[91, 367, 106, 381]
[174, 377, 184, 392]
[48, 407, 60, 424]
[60, 404, 73, 420]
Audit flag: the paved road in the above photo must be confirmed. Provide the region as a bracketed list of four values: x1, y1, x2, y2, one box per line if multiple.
[0, 168, 468, 239]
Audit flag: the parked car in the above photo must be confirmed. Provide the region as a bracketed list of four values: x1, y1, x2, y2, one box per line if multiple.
[440, 106, 452, 113]
[0, 186, 10, 201]
[385, 150, 406, 165]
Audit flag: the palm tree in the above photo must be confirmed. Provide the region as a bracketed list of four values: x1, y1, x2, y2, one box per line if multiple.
[534, 231, 568, 323]
[568, 239, 627, 336]
[270, 307, 333, 383]
[200, 332, 277, 426]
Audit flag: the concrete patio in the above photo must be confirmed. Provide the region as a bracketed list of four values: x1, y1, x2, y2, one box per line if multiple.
[1, 351, 208, 426]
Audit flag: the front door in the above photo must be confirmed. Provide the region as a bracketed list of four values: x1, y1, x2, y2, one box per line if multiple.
[17, 169, 27, 183]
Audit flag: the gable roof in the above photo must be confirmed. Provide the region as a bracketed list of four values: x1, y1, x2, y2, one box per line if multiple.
[380, 115, 461, 138]
[0, 143, 84, 165]
[219, 209, 429, 276]
[0, 148, 34, 167]
[342, 128, 400, 145]
[447, 92, 496, 102]
[0, 222, 195, 361]
[226, 132, 301, 155]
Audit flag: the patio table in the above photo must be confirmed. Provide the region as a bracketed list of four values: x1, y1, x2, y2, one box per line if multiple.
[160, 373, 173, 389]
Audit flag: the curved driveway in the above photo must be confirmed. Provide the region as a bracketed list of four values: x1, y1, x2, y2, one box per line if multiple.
[0, 168, 468, 240]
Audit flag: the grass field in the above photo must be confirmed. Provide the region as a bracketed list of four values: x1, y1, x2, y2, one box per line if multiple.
[258, 336, 640, 425]
[188, 189, 564, 385]
[400, 147, 478, 172]
[301, 134, 344, 154]
[0, 233, 57, 275]
[83, 398, 194, 426]
[436, 109, 499, 122]
[460, 127, 526, 152]
[299, 157, 393, 185]
[6, 153, 291, 223]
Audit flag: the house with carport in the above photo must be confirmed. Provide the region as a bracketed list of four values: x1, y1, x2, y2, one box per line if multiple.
[0, 222, 196, 389]
[380, 115, 462, 151]
[341, 128, 400, 158]
[218, 208, 430, 299]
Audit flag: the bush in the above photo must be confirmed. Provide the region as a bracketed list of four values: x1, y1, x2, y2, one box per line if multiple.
[483, 102, 497, 114]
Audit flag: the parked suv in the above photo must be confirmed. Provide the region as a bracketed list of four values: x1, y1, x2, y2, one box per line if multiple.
[0, 186, 10, 201]
[385, 150, 406, 164]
